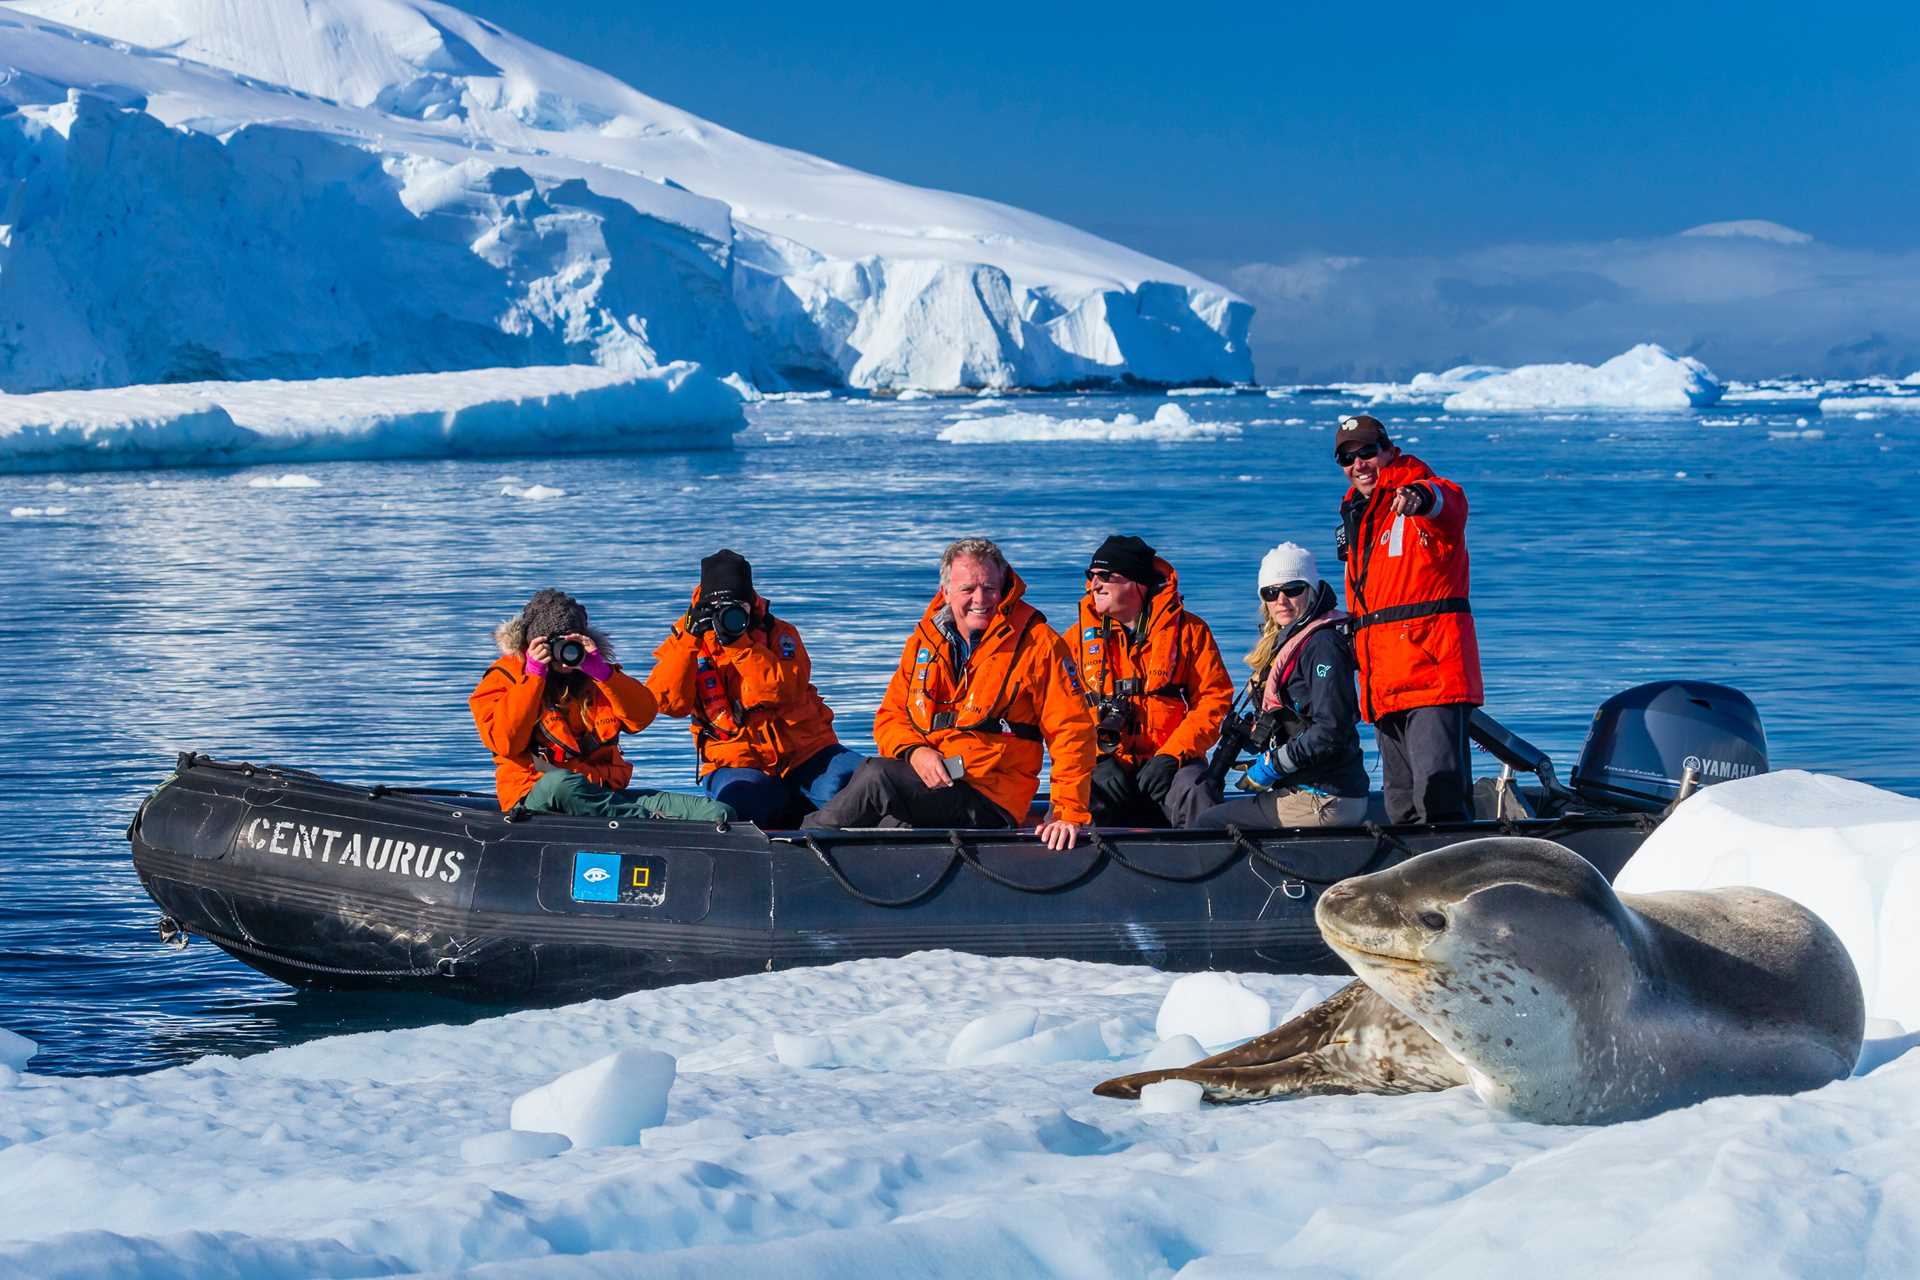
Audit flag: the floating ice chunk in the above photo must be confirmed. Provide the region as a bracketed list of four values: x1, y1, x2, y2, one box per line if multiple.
[508, 1048, 676, 1149]
[1815, 397, 1920, 414]
[894, 389, 933, 401]
[1154, 972, 1272, 1048]
[937, 403, 1239, 444]
[9, 506, 68, 518]
[247, 472, 321, 488]
[502, 484, 566, 501]
[947, 1006, 1040, 1066]
[460, 1129, 572, 1164]
[1141, 1079, 1204, 1113]
[773, 1032, 837, 1069]
[1140, 1034, 1208, 1071]
[1443, 344, 1723, 412]
[0, 365, 745, 475]
[0, 1027, 38, 1070]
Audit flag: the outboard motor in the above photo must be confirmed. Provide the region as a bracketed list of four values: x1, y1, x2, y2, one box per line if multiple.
[1573, 680, 1768, 813]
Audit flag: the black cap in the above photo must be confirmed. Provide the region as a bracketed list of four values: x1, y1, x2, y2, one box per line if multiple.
[1334, 413, 1390, 460]
[1088, 535, 1159, 587]
[521, 588, 587, 639]
[700, 548, 754, 600]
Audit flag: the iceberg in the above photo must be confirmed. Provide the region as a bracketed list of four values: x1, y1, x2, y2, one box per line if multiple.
[1818, 395, 1920, 415]
[0, 1, 1252, 393]
[0, 363, 744, 473]
[1442, 343, 1725, 412]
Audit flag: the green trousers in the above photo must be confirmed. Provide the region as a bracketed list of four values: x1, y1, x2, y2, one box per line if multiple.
[524, 769, 735, 823]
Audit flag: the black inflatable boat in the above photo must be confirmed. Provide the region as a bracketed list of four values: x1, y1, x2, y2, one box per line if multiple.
[126, 680, 1770, 1004]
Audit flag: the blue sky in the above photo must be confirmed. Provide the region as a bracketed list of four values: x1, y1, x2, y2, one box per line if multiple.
[460, 0, 1920, 377]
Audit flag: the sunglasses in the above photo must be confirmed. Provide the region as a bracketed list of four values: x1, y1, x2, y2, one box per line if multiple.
[1337, 443, 1382, 467]
[1087, 568, 1130, 584]
[1260, 581, 1311, 602]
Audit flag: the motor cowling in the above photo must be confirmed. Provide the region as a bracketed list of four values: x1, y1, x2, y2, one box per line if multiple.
[1572, 680, 1768, 813]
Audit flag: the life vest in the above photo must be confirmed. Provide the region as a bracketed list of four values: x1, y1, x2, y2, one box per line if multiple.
[1071, 561, 1234, 766]
[873, 570, 1097, 824]
[1340, 451, 1484, 720]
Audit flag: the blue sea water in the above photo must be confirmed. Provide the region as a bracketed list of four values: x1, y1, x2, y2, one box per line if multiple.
[4, 389, 1917, 1075]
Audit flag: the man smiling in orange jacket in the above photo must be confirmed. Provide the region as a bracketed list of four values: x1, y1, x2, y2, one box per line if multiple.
[805, 538, 1097, 850]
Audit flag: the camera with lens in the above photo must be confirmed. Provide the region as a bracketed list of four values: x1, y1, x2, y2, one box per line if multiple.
[693, 591, 753, 645]
[545, 634, 587, 668]
[1202, 702, 1304, 788]
[1092, 678, 1143, 756]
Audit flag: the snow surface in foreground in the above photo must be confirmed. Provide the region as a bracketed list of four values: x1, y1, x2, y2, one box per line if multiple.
[0, 363, 743, 473]
[2, 770, 1917, 1276]
[1440, 343, 1725, 411]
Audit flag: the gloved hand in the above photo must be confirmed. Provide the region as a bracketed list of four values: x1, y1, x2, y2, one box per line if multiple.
[1135, 754, 1179, 803]
[687, 601, 715, 636]
[1393, 483, 1435, 517]
[578, 649, 614, 682]
[1239, 750, 1284, 793]
[1334, 522, 1349, 562]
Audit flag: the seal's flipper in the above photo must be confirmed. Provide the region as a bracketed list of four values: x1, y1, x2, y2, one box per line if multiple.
[1093, 978, 1467, 1104]
[1188, 979, 1379, 1069]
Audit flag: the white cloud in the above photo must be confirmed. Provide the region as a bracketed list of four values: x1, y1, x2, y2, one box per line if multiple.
[1229, 226, 1920, 382]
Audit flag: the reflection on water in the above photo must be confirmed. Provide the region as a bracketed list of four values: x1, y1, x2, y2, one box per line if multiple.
[3, 392, 1917, 1074]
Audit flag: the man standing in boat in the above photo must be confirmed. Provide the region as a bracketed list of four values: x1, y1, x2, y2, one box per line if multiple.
[645, 549, 863, 827]
[1072, 535, 1233, 826]
[1332, 414, 1484, 823]
[804, 538, 1098, 850]
[470, 589, 732, 821]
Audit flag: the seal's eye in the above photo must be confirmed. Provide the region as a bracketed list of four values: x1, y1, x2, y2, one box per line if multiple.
[1418, 911, 1448, 932]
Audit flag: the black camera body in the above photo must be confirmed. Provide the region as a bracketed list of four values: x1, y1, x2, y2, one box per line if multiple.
[694, 592, 753, 645]
[1091, 677, 1145, 756]
[1201, 703, 1305, 788]
[545, 635, 587, 668]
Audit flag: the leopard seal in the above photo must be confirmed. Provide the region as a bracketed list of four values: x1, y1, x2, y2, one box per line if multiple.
[1096, 836, 1864, 1124]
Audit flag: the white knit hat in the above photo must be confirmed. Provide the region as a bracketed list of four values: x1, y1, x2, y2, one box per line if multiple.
[1258, 542, 1318, 590]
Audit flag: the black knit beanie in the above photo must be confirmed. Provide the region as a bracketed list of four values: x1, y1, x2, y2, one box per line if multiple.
[1088, 535, 1159, 587]
[700, 549, 755, 600]
[520, 588, 588, 641]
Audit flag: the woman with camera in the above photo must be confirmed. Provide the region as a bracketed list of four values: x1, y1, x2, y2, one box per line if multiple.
[469, 588, 734, 820]
[1192, 543, 1370, 829]
[646, 549, 861, 828]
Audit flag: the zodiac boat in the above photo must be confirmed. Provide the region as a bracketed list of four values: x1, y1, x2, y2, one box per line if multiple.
[126, 680, 1769, 1004]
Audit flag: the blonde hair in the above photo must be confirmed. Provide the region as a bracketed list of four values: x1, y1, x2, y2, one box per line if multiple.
[1244, 602, 1283, 676]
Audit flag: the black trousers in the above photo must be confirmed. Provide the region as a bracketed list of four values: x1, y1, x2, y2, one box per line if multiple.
[1089, 757, 1219, 828]
[801, 756, 1015, 830]
[1374, 703, 1473, 824]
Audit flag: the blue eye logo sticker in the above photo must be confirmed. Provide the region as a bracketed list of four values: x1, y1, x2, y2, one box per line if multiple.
[572, 851, 622, 902]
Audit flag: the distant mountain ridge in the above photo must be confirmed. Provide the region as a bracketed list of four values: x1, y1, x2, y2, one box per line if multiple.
[0, 0, 1253, 392]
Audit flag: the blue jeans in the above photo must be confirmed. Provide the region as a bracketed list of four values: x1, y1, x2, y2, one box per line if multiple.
[702, 744, 864, 828]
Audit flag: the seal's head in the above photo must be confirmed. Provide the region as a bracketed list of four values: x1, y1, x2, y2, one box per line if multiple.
[1315, 837, 1643, 1117]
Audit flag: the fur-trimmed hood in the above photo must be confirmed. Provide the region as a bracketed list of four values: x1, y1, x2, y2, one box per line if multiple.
[493, 615, 617, 661]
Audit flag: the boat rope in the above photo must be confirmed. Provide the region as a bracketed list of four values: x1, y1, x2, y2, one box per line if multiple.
[801, 834, 957, 908]
[1225, 823, 1390, 888]
[947, 831, 1102, 894]
[1093, 832, 1242, 883]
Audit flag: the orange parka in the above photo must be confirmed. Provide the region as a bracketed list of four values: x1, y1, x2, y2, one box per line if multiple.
[646, 593, 840, 778]
[1071, 560, 1234, 767]
[469, 653, 659, 811]
[1339, 450, 1485, 720]
[874, 570, 1098, 825]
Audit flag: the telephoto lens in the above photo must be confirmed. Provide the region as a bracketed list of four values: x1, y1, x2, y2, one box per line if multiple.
[714, 601, 752, 642]
[552, 637, 586, 667]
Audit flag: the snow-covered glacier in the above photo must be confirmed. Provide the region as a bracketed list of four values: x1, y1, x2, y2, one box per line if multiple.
[0, 0, 1253, 393]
